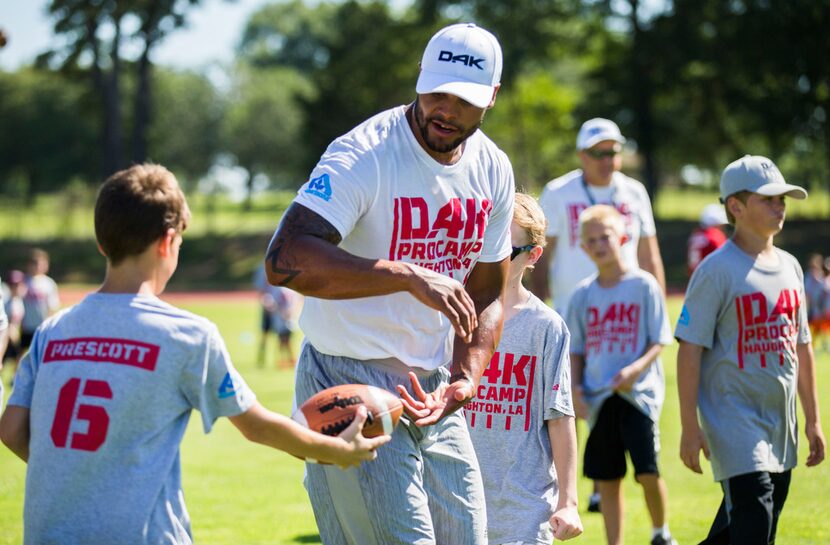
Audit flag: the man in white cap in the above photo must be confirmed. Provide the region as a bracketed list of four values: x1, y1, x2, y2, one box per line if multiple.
[534, 119, 665, 316]
[265, 23, 514, 544]
[533, 117, 666, 512]
[676, 155, 825, 544]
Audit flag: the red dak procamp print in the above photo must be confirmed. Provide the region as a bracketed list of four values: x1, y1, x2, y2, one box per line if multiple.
[389, 197, 491, 281]
[586, 302, 641, 355]
[734, 288, 800, 369]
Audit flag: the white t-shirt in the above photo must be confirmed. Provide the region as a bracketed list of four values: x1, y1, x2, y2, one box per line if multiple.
[538, 170, 657, 314]
[291, 105, 515, 369]
[8, 293, 256, 544]
[21, 274, 60, 333]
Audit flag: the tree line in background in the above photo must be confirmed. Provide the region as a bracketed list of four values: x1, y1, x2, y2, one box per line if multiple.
[1, 0, 829, 209]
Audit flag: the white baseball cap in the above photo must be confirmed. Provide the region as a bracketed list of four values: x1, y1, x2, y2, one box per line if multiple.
[576, 118, 627, 150]
[719, 155, 807, 202]
[700, 203, 728, 227]
[416, 23, 502, 109]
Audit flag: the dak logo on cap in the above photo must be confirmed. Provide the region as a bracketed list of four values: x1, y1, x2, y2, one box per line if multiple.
[437, 50, 485, 70]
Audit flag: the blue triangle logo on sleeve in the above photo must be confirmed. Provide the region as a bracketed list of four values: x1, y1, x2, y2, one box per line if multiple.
[304, 173, 332, 201]
[678, 304, 690, 327]
[218, 372, 239, 399]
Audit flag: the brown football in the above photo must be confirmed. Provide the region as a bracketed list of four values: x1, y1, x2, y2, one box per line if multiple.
[292, 384, 403, 438]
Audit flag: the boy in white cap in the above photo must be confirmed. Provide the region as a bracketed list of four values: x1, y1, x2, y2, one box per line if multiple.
[0, 164, 388, 545]
[534, 118, 665, 316]
[676, 155, 826, 544]
[265, 23, 513, 545]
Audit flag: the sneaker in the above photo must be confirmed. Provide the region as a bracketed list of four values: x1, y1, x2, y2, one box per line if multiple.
[587, 493, 601, 513]
[650, 536, 678, 545]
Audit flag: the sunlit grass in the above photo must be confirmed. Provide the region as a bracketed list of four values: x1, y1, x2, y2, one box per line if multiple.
[1, 296, 829, 544]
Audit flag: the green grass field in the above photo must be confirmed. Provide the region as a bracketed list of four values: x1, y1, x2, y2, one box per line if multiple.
[1, 295, 829, 544]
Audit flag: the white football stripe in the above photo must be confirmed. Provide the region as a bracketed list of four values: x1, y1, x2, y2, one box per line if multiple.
[368, 387, 394, 434]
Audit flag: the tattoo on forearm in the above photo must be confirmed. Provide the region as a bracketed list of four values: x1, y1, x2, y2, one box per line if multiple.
[267, 203, 342, 286]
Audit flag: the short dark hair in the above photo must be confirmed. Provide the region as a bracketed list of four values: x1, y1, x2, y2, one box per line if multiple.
[724, 190, 751, 225]
[95, 164, 189, 265]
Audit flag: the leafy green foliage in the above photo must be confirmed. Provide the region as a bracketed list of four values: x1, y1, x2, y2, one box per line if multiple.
[0, 68, 99, 202]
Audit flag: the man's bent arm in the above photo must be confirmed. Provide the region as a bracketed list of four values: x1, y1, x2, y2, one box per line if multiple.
[266, 202, 478, 341]
[267, 203, 408, 297]
[449, 259, 509, 389]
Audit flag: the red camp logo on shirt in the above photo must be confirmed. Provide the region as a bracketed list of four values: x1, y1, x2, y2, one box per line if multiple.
[586, 303, 641, 355]
[390, 197, 491, 280]
[735, 289, 800, 370]
[43, 337, 160, 371]
[466, 351, 536, 432]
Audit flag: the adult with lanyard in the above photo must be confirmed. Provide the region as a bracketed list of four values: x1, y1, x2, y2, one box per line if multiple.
[533, 117, 666, 316]
[531, 117, 666, 515]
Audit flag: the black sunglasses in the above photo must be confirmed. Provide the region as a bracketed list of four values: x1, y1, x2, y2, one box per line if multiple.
[511, 244, 535, 261]
[584, 148, 620, 159]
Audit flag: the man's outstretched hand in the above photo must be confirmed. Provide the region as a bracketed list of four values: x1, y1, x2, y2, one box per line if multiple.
[397, 372, 474, 427]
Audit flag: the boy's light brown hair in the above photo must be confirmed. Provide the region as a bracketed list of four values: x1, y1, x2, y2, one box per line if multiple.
[95, 164, 190, 265]
[513, 193, 547, 248]
[578, 204, 625, 239]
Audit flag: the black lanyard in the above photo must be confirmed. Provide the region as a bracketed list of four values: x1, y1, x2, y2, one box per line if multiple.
[581, 177, 616, 206]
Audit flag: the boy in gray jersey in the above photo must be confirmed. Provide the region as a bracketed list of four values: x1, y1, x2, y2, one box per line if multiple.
[466, 193, 583, 544]
[0, 164, 388, 545]
[676, 155, 825, 545]
[566, 205, 676, 545]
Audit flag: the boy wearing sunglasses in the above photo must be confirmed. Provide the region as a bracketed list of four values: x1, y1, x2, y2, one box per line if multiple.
[465, 193, 582, 544]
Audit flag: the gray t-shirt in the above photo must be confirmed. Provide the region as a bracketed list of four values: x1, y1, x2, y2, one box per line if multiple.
[465, 294, 573, 545]
[675, 241, 810, 481]
[566, 269, 672, 427]
[8, 293, 256, 545]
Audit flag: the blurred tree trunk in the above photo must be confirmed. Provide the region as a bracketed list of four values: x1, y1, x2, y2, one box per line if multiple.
[132, 1, 164, 165]
[132, 48, 152, 164]
[629, 0, 657, 200]
[88, 14, 125, 177]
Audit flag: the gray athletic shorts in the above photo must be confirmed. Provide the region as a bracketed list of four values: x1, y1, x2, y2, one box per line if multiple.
[295, 342, 487, 545]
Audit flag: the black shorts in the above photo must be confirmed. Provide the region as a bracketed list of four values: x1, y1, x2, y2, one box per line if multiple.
[584, 394, 660, 480]
[20, 331, 36, 351]
[3, 338, 22, 361]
